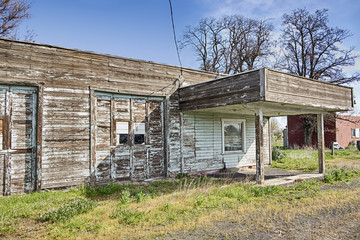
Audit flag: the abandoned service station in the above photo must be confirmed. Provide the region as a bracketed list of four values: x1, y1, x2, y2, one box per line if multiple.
[0, 38, 353, 195]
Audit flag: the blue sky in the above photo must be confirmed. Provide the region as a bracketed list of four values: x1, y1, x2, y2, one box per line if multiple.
[19, 0, 360, 111]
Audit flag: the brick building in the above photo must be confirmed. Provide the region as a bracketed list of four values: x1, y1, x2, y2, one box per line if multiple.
[287, 114, 360, 148]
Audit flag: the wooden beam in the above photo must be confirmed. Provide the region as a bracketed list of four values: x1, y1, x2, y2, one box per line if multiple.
[268, 117, 272, 165]
[90, 89, 96, 184]
[317, 113, 325, 173]
[255, 109, 264, 185]
[3, 89, 12, 195]
[163, 96, 170, 177]
[35, 85, 44, 191]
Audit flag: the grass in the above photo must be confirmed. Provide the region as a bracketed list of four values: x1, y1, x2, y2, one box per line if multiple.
[0, 150, 359, 239]
[271, 148, 319, 171]
[271, 148, 360, 171]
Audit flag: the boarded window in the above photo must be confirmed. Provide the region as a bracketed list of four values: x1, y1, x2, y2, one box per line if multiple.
[222, 119, 246, 153]
[116, 121, 129, 145]
[134, 122, 145, 145]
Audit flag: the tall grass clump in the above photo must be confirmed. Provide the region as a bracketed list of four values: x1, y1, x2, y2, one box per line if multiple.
[272, 146, 286, 161]
[39, 198, 97, 223]
[79, 181, 125, 198]
[323, 169, 360, 183]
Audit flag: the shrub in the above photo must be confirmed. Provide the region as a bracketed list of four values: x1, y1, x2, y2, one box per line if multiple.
[39, 198, 96, 223]
[272, 147, 285, 161]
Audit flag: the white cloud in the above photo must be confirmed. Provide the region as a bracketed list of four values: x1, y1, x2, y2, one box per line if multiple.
[199, 0, 304, 21]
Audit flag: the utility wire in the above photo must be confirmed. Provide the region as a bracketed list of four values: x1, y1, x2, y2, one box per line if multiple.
[168, 0, 183, 71]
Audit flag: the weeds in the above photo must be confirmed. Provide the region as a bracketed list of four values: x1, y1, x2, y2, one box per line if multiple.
[324, 169, 360, 183]
[39, 198, 96, 223]
[119, 190, 131, 205]
[272, 149, 318, 171]
[1, 148, 359, 239]
[111, 207, 146, 225]
[272, 146, 286, 161]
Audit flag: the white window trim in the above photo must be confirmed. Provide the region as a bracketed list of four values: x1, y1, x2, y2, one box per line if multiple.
[221, 118, 246, 154]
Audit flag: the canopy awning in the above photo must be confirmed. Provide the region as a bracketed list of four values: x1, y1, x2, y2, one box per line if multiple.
[179, 68, 353, 116]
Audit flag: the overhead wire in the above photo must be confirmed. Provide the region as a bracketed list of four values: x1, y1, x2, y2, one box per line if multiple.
[168, 0, 183, 78]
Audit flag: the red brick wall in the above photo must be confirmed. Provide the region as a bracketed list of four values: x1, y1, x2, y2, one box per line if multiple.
[336, 115, 360, 147]
[287, 114, 336, 149]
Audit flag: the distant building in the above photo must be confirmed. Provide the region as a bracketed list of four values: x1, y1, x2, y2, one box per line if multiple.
[287, 114, 360, 148]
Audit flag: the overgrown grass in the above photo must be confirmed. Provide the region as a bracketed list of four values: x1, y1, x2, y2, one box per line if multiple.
[1, 151, 359, 239]
[39, 198, 97, 223]
[271, 148, 360, 171]
[0, 188, 81, 232]
[271, 149, 318, 171]
[46, 169, 360, 239]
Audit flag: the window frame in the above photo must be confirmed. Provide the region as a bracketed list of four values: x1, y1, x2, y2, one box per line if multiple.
[221, 118, 246, 154]
[352, 128, 360, 138]
[351, 128, 356, 138]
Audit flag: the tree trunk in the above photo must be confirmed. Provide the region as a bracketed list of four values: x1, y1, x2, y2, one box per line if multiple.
[303, 115, 316, 147]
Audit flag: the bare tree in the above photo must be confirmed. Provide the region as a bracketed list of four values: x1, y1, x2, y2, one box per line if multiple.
[281, 8, 360, 85]
[281, 8, 359, 147]
[0, 0, 31, 39]
[180, 17, 224, 72]
[180, 15, 274, 74]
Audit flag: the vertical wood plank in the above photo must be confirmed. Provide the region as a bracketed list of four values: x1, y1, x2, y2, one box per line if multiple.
[163, 96, 170, 177]
[317, 113, 325, 173]
[255, 109, 264, 185]
[109, 98, 115, 180]
[4, 89, 12, 195]
[36, 85, 44, 191]
[4, 154, 10, 196]
[145, 100, 150, 179]
[268, 117, 272, 165]
[179, 111, 184, 173]
[110, 99, 116, 146]
[90, 89, 97, 184]
[129, 98, 134, 179]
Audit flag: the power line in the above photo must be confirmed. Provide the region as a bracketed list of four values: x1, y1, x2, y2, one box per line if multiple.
[168, 0, 183, 70]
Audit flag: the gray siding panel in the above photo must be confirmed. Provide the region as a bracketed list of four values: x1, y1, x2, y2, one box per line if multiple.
[175, 112, 259, 174]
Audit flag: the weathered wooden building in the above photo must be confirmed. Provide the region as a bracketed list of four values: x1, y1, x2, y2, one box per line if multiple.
[0, 38, 353, 195]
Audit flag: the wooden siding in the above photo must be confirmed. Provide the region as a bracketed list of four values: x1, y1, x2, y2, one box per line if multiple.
[0, 86, 37, 195]
[0, 38, 221, 193]
[264, 69, 353, 111]
[179, 68, 353, 113]
[41, 87, 90, 189]
[167, 106, 269, 174]
[0, 38, 221, 96]
[179, 70, 262, 111]
[181, 112, 261, 172]
[92, 92, 165, 183]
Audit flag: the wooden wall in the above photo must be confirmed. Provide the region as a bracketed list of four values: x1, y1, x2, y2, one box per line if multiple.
[167, 109, 271, 175]
[179, 70, 262, 111]
[0, 38, 220, 193]
[265, 69, 353, 112]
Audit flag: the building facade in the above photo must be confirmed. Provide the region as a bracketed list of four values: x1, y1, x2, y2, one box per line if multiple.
[0, 38, 353, 195]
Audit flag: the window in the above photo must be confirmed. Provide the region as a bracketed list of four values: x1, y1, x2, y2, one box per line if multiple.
[222, 119, 246, 153]
[116, 121, 129, 145]
[352, 128, 360, 138]
[134, 122, 145, 145]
